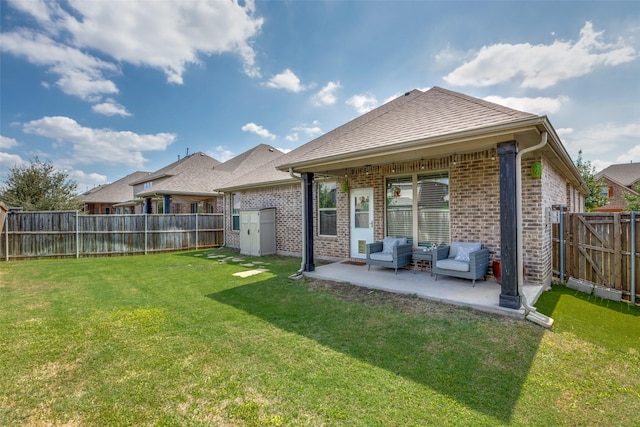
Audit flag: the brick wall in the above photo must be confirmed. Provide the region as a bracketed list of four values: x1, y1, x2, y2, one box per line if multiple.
[222, 148, 583, 287]
[224, 183, 303, 256]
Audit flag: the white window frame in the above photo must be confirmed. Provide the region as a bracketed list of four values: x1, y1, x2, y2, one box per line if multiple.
[318, 181, 337, 236]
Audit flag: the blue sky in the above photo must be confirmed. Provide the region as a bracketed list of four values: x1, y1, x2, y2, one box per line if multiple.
[1, 0, 639, 192]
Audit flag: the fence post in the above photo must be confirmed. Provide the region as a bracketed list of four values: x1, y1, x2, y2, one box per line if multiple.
[631, 212, 636, 304]
[144, 214, 148, 255]
[4, 213, 8, 262]
[559, 205, 565, 283]
[195, 213, 199, 250]
[75, 211, 80, 259]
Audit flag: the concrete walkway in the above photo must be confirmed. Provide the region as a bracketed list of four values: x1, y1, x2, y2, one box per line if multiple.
[304, 261, 548, 319]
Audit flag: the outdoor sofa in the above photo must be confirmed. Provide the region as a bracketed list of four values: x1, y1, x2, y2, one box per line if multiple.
[432, 241, 489, 286]
[366, 237, 413, 275]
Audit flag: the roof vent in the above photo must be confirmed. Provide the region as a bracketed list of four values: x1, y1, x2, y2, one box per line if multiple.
[405, 91, 411, 96]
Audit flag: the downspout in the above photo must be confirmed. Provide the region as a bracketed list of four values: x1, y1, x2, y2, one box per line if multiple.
[516, 131, 554, 328]
[289, 168, 306, 277]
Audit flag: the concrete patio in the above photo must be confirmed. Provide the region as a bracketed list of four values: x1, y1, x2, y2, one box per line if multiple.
[304, 261, 548, 319]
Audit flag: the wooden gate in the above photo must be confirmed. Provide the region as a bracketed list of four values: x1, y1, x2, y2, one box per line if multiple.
[552, 212, 639, 302]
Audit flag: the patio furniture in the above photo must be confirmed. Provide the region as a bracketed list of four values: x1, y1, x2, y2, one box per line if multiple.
[366, 237, 413, 275]
[432, 242, 489, 286]
[412, 249, 431, 274]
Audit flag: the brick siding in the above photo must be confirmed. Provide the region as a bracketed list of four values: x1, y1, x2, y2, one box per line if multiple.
[223, 148, 583, 286]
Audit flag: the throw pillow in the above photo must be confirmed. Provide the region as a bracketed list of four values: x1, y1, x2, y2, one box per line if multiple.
[454, 246, 472, 262]
[382, 237, 398, 254]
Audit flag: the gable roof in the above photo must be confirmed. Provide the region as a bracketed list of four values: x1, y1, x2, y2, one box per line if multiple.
[278, 87, 537, 171]
[130, 152, 221, 186]
[596, 163, 640, 188]
[135, 146, 285, 197]
[220, 87, 585, 193]
[80, 171, 150, 203]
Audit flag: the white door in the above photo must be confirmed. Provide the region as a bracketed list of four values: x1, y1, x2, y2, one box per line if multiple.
[350, 188, 374, 259]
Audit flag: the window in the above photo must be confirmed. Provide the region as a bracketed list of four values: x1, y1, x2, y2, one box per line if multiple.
[318, 182, 337, 236]
[232, 193, 241, 231]
[386, 172, 450, 246]
[417, 173, 450, 246]
[386, 176, 413, 240]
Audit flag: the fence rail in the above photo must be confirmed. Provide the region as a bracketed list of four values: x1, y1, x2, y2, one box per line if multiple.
[552, 211, 638, 303]
[2, 211, 224, 260]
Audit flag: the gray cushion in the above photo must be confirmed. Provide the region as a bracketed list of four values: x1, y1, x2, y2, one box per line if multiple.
[454, 246, 472, 262]
[382, 237, 398, 254]
[436, 259, 470, 272]
[449, 242, 481, 259]
[370, 253, 394, 262]
[382, 237, 407, 254]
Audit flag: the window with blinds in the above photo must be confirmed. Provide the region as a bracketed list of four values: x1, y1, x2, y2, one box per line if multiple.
[385, 173, 450, 246]
[386, 176, 413, 240]
[417, 173, 449, 246]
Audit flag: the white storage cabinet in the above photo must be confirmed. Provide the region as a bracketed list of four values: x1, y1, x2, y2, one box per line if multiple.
[239, 208, 276, 256]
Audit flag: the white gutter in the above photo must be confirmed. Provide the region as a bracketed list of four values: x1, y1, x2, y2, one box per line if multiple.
[516, 131, 554, 328]
[289, 168, 306, 277]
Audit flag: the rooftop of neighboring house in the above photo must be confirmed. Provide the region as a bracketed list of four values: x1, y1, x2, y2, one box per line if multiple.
[134, 145, 285, 197]
[596, 162, 640, 189]
[130, 152, 221, 186]
[80, 171, 150, 203]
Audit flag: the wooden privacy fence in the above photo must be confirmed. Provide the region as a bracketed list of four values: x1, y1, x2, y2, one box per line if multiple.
[2, 211, 224, 260]
[552, 211, 639, 303]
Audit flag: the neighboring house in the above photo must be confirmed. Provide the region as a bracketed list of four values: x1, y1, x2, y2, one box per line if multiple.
[218, 87, 588, 310]
[80, 171, 150, 214]
[130, 152, 222, 214]
[594, 162, 640, 212]
[131, 146, 284, 214]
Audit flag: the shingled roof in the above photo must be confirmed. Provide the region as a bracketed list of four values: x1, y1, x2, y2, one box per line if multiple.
[596, 163, 640, 188]
[135, 146, 285, 197]
[219, 87, 545, 191]
[278, 86, 537, 170]
[80, 171, 150, 204]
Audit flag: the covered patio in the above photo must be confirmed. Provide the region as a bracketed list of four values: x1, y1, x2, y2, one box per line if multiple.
[304, 261, 547, 319]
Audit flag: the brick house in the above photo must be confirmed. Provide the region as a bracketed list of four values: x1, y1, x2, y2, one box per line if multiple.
[218, 87, 587, 310]
[80, 171, 149, 214]
[594, 162, 640, 212]
[131, 146, 284, 214]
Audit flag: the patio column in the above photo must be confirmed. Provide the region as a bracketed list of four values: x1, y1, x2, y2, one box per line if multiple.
[497, 140, 521, 309]
[303, 172, 315, 272]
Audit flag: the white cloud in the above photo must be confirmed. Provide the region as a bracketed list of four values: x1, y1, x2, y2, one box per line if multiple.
[92, 99, 132, 117]
[312, 81, 341, 105]
[346, 93, 378, 114]
[210, 146, 235, 163]
[22, 116, 176, 167]
[292, 125, 322, 136]
[0, 135, 20, 149]
[560, 121, 640, 170]
[483, 95, 569, 115]
[285, 133, 299, 142]
[266, 69, 306, 92]
[1, 29, 119, 100]
[241, 122, 276, 140]
[72, 169, 108, 191]
[444, 22, 637, 89]
[617, 145, 640, 164]
[0, 152, 27, 172]
[1, 0, 263, 101]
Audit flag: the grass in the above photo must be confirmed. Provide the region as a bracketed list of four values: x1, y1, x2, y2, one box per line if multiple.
[1, 249, 639, 426]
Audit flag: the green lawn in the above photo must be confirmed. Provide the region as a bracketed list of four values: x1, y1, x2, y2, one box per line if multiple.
[1, 249, 639, 426]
